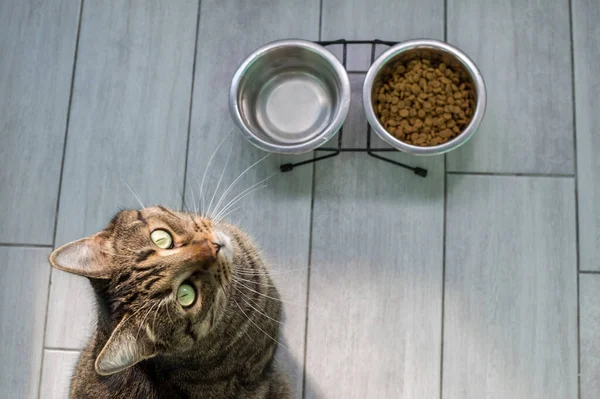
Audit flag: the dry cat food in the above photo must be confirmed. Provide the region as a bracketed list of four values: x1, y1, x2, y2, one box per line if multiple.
[375, 59, 475, 146]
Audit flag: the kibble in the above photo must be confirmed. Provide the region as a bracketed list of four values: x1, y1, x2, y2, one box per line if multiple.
[374, 59, 475, 146]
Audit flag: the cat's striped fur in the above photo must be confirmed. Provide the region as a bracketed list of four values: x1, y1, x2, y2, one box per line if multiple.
[49, 206, 290, 398]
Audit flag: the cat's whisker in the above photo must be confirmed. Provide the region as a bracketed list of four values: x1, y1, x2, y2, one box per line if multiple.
[207, 140, 234, 217]
[232, 271, 305, 279]
[213, 186, 267, 225]
[195, 177, 204, 214]
[155, 297, 174, 325]
[212, 183, 269, 223]
[232, 297, 289, 352]
[231, 274, 278, 288]
[239, 319, 259, 348]
[231, 266, 307, 276]
[199, 128, 233, 214]
[229, 261, 288, 272]
[152, 300, 165, 333]
[151, 299, 168, 349]
[230, 284, 263, 309]
[136, 302, 157, 334]
[135, 301, 160, 342]
[165, 300, 174, 324]
[233, 265, 336, 293]
[211, 154, 271, 218]
[231, 277, 323, 310]
[233, 288, 283, 326]
[225, 291, 262, 349]
[189, 181, 198, 214]
[231, 267, 288, 278]
[118, 301, 154, 329]
[212, 205, 244, 223]
[121, 179, 145, 209]
[213, 171, 276, 221]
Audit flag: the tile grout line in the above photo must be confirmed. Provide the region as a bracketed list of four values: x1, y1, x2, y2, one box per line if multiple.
[180, 0, 203, 212]
[0, 243, 53, 248]
[44, 347, 82, 353]
[317, 0, 323, 41]
[440, 156, 448, 399]
[447, 171, 575, 178]
[443, 0, 448, 42]
[301, 2, 323, 397]
[568, 0, 581, 397]
[37, 1, 85, 398]
[579, 271, 600, 275]
[301, 154, 317, 399]
[440, 0, 448, 397]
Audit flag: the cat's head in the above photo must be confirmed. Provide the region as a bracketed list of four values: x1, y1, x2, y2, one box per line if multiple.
[49, 206, 236, 376]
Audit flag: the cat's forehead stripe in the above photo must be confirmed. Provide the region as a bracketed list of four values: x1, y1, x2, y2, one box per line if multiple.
[136, 210, 147, 225]
[157, 206, 180, 219]
[143, 277, 162, 291]
[188, 214, 201, 231]
[136, 249, 155, 263]
[201, 219, 211, 231]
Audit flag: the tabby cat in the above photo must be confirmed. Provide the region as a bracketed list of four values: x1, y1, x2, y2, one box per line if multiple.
[49, 206, 290, 398]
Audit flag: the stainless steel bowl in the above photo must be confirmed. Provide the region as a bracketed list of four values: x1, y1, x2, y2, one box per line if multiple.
[363, 39, 486, 155]
[229, 39, 351, 154]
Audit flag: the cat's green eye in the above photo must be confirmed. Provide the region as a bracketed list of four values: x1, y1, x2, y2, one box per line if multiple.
[150, 229, 173, 249]
[177, 283, 196, 307]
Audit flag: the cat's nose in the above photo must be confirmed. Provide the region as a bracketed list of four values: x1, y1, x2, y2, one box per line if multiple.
[212, 232, 233, 262]
[187, 239, 216, 261]
[206, 241, 223, 259]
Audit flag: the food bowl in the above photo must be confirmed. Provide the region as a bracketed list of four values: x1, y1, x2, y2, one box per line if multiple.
[363, 39, 486, 155]
[229, 39, 351, 154]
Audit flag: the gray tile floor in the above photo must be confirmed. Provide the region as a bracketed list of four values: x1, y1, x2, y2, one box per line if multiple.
[0, 0, 598, 398]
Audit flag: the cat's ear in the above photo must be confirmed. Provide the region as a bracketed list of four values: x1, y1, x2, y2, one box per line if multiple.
[49, 233, 112, 279]
[95, 317, 157, 375]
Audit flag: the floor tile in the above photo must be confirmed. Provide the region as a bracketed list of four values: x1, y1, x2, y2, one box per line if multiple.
[443, 175, 578, 399]
[0, 0, 80, 244]
[573, 0, 600, 271]
[0, 247, 51, 398]
[40, 350, 80, 399]
[305, 152, 444, 399]
[322, 0, 443, 70]
[580, 274, 600, 398]
[321, 0, 443, 40]
[446, 0, 574, 174]
[45, 272, 95, 349]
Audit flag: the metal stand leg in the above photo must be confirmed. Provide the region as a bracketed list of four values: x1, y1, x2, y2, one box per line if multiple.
[280, 151, 340, 172]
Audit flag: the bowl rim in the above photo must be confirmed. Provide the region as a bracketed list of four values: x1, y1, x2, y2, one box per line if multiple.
[229, 39, 351, 154]
[362, 38, 487, 155]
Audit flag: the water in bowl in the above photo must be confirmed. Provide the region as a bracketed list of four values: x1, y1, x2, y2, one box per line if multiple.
[254, 68, 333, 144]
